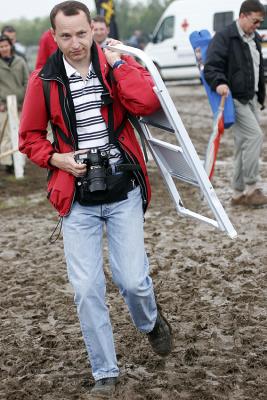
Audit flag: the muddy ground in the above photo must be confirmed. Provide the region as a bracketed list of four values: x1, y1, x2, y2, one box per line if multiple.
[0, 83, 266, 400]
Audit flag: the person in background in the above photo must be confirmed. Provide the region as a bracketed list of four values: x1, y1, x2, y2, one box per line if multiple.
[0, 34, 28, 173]
[1, 25, 26, 60]
[35, 29, 58, 69]
[19, 1, 172, 398]
[204, 0, 267, 207]
[92, 15, 110, 46]
[127, 29, 145, 50]
[35, 30, 58, 144]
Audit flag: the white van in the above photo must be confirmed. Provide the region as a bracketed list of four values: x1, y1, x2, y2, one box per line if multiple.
[144, 0, 267, 80]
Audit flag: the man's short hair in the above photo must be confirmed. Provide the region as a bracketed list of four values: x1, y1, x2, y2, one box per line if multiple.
[50, 1, 91, 30]
[92, 15, 108, 26]
[240, 0, 266, 16]
[1, 25, 16, 34]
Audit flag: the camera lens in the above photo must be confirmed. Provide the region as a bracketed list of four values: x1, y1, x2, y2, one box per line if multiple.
[78, 149, 109, 193]
[88, 166, 107, 192]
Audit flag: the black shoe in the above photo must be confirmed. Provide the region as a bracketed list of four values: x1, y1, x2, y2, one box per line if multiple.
[147, 308, 172, 357]
[90, 377, 117, 398]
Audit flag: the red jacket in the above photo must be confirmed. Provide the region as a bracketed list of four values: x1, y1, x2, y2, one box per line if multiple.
[35, 30, 58, 69]
[19, 44, 160, 216]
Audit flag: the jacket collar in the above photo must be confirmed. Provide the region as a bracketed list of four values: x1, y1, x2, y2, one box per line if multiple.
[91, 42, 112, 94]
[39, 48, 65, 81]
[0, 55, 18, 68]
[39, 42, 112, 92]
[229, 20, 262, 42]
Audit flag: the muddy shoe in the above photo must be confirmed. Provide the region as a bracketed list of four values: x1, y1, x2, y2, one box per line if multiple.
[230, 194, 247, 206]
[245, 188, 267, 207]
[90, 377, 117, 398]
[147, 310, 172, 357]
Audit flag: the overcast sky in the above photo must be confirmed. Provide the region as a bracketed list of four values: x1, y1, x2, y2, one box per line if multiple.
[1, 0, 145, 22]
[1, 0, 96, 22]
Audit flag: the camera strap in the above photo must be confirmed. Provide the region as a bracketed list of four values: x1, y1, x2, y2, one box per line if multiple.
[107, 101, 119, 144]
[107, 163, 141, 175]
[42, 79, 73, 147]
[103, 89, 148, 162]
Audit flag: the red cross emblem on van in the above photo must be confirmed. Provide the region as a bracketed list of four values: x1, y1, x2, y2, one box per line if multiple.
[181, 19, 189, 31]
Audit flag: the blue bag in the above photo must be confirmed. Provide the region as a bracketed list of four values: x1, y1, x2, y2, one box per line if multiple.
[189, 29, 235, 128]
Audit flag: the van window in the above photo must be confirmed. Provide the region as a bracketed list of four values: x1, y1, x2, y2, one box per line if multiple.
[213, 12, 234, 32]
[153, 16, 175, 43]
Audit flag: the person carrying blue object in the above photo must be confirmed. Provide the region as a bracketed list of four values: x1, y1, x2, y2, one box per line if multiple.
[190, 29, 235, 129]
[204, 0, 267, 207]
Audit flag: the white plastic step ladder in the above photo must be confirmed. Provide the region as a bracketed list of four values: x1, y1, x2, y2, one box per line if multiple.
[106, 44, 237, 239]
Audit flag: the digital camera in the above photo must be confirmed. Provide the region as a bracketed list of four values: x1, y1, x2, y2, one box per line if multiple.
[75, 149, 109, 192]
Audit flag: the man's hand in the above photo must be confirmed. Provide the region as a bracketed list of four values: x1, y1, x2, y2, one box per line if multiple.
[216, 84, 229, 97]
[103, 39, 123, 67]
[49, 152, 87, 177]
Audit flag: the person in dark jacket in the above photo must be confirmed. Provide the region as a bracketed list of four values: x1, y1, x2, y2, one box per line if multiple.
[204, 0, 267, 207]
[19, 1, 172, 397]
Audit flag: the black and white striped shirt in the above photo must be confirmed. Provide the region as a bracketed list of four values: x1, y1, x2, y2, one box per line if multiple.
[63, 57, 123, 165]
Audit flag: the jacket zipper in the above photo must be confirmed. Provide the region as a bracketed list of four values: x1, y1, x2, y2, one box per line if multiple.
[41, 76, 77, 149]
[56, 76, 78, 215]
[41, 76, 77, 216]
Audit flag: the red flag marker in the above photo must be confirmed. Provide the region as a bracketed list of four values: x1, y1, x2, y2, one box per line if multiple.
[204, 95, 226, 180]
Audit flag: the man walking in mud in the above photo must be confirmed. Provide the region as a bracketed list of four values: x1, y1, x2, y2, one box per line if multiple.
[19, 1, 172, 397]
[204, 0, 267, 207]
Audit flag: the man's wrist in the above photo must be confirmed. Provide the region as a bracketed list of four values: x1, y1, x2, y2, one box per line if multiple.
[49, 153, 59, 167]
[112, 60, 126, 69]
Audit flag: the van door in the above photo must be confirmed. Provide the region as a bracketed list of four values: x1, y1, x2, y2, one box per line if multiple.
[146, 15, 177, 79]
[145, 14, 199, 80]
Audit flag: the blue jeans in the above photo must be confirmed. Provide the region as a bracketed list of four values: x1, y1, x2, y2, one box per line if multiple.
[62, 187, 157, 381]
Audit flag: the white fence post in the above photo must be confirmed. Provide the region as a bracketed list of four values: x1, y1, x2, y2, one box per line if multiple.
[7, 95, 25, 179]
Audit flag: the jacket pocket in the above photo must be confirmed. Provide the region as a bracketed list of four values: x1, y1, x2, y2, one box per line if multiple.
[47, 169, 75, 215]
[230, 70, 245, 94]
